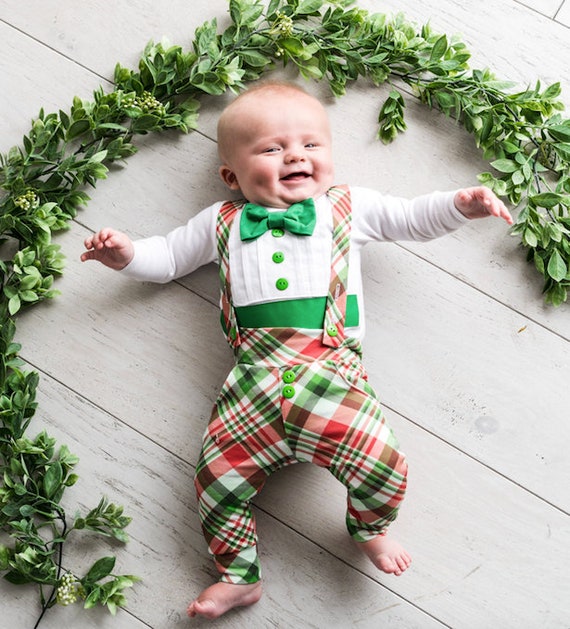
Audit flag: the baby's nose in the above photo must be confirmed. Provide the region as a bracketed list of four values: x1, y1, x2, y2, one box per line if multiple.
[285, 150, 306, 163]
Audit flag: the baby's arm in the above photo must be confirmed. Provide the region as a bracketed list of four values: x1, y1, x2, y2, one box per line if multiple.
[81, 228, 135, 270]
[454, 187, 513, 225]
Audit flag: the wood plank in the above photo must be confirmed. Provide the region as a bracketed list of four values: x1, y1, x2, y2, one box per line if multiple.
[360, 242, 569, 511]
[557, 0, 570, 25]
[0, 21, 105, 150]
[0, 0, 234, 84]
[15, 223, 232, 467]
[516, 0, 566, 18]
[3, 0, 569, 98]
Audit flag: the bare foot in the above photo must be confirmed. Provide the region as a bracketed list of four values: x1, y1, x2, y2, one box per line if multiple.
[359, 535, 412, 576]
[187, 581, 262, 619]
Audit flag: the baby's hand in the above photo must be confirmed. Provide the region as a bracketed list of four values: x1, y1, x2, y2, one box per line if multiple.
[454, 187, 513, 225]
[81, 228, 134, 270]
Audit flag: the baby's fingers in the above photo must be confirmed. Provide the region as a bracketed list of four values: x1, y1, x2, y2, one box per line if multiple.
[83, 234, 95, 250]
[80, 249, 97, 262]
[486, 197, 513, 225]
[88, 228, 116, 250]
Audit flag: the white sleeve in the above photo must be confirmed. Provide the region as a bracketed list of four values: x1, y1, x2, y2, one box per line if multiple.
[120, 202, 220, 283]
[351, 186, 469, 244]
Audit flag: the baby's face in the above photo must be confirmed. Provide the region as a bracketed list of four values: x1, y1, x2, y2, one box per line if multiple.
[219, 91, 335, 208]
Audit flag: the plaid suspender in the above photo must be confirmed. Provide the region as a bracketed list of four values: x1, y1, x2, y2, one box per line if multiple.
[322, 185, 351, 347]
[216, 186, 352, 348]
[216, 199, 244, 349]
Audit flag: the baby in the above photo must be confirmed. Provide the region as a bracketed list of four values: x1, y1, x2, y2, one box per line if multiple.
[81, 82, 513, 619]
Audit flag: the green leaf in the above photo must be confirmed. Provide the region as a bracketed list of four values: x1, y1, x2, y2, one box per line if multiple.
[19, 290, 38, 303]
[547, 250, 567, 282]
[546, 282, 567, 306]
[239, 49, 271, 67]
[530, 192, 563, 208]
[548, 124, 570, 143]
[280, 37, 305, 56]
[490, 158, 518, 173]
[8, 295, 21, 316]
[553, 143, 570, 162]
[84, 556, 116, 585]
[511, 170, 525, 185]
[0, 545, 10, 571]
[4, 570, 31, 585]
[43, 461, 63, 499]
[88, 151, 108, 164]
[83, 586, 102, 609]
[297, 0, 324, 14]
[66, 119, 91, 141]
[429, 35, 448, 62]
[523, 228, 538, 248]
[542, 82, 561, 100]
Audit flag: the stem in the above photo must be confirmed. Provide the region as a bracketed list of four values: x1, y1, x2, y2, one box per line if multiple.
[32, 514, 67, 629]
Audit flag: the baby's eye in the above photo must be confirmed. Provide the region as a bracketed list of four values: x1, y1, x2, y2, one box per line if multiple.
[263, 146, 281, 153]
[305, 143, 318, 149]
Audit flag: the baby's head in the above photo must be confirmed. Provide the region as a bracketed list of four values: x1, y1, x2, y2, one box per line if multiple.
[217, 82, 335, 208]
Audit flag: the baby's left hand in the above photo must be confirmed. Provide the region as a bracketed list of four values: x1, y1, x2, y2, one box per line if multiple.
[454, 187, 513, 225]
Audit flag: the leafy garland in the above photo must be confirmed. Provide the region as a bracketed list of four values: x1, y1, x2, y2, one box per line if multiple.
[1, 0, 569, 623]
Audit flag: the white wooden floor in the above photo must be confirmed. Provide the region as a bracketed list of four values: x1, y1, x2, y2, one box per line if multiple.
[1, 1, 569, 627]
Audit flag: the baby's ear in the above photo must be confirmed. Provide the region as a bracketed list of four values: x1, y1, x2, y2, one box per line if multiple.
[219, 165, 240, 190]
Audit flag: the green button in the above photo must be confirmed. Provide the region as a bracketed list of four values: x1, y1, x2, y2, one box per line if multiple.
[272, 251, 285, 264]
[276, 278, 289, 291]
[326, 325, 338, 337]
[282, 385, 295, 399]
[283, 370, 296, 383]
[272, 228, 285, 238]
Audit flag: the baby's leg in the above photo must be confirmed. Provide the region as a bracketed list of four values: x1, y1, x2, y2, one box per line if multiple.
[341, 421, 411, 575]
[284, 358, 411, 575]
[191, 364, 292, 616]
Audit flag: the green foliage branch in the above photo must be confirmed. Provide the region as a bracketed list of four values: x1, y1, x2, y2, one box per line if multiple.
[1, 0, 569, 623]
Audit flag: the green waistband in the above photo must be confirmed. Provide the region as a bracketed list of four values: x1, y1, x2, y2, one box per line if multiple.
[233, 295, 359, 330]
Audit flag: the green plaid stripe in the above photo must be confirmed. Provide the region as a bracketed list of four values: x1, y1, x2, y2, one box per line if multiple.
[194, 328, 407, 584]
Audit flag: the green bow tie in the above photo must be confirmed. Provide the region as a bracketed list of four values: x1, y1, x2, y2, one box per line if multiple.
[240, 198, 317, 241]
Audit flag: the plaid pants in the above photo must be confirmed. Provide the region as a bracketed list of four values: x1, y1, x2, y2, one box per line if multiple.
[194, 327, 408, 584]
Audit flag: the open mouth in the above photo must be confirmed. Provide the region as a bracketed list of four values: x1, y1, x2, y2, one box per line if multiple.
[281, 171, 311, 181]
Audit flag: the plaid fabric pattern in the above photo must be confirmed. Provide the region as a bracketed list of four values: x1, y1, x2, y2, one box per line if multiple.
[194, 328, 408, 585]
[322, 185, 352, 347]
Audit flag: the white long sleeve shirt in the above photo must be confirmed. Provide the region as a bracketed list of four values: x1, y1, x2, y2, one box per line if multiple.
[122, 186, 467, 339]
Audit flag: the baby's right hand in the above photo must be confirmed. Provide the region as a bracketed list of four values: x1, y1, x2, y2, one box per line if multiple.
[81, 228, 134, 270]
